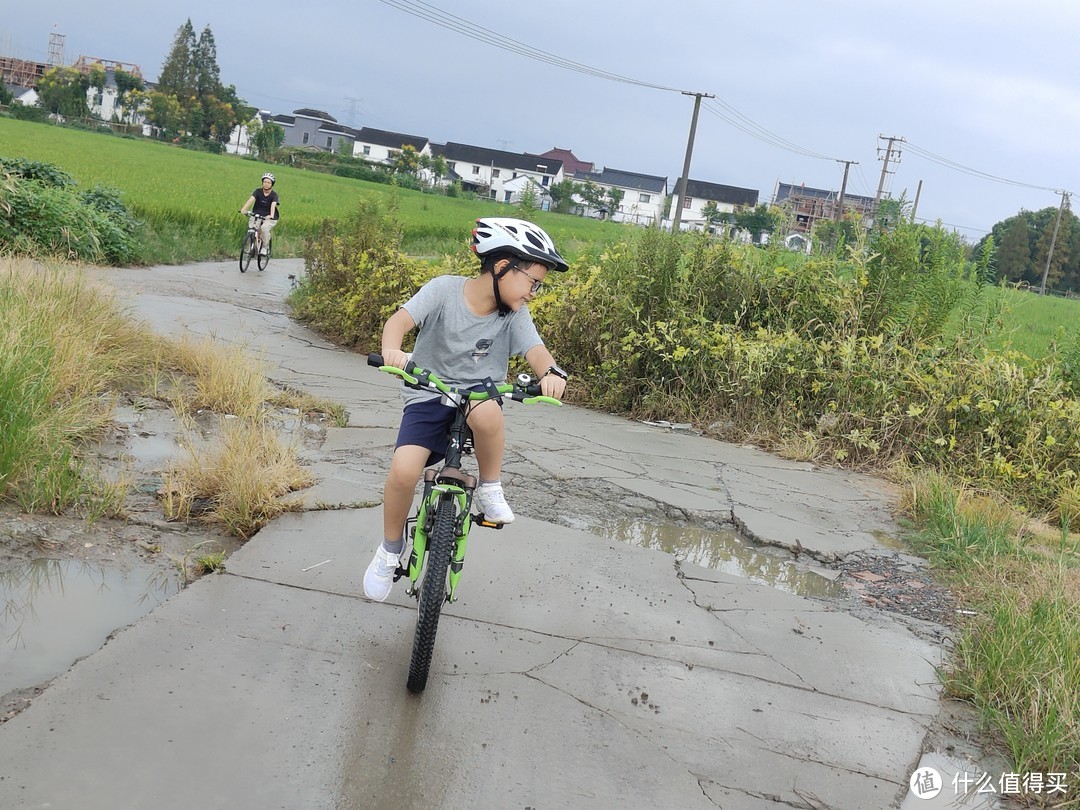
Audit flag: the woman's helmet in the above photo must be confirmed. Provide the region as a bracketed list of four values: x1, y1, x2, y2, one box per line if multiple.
[471, 217, 568, 272]
[261, 173, 275, 185]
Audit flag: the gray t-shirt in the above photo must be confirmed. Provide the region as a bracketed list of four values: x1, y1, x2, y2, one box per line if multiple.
[400, 275, 543, 404]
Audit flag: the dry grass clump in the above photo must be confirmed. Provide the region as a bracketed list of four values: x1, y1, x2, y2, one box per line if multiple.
[162, 417, 314, 539]
[0, 257, 160, 514]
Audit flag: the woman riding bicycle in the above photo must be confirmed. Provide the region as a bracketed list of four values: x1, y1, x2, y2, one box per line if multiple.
[363, 217, 570, 602]
[239, 172, 279, 255]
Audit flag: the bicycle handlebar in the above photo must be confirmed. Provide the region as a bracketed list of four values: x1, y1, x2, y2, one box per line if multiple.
[367, 353, 560, 406]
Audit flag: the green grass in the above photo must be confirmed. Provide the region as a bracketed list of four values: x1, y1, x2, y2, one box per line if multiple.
[993, 287, 1080, 360]
[904, 471, 1080, 782]
[0, 116, 629, 263]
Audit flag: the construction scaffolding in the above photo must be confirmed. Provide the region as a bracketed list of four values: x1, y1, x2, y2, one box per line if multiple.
[72, 56, 143, 78]
[0, 56, 49, 89]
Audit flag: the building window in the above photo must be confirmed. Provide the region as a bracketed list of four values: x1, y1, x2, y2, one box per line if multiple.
[492, 169, 500, 178]
[325, 136, 332, 149]
[542, 176, 550, 186]
[504, 190, 512, 202]
[302, 132, 309, 144]
[448, 162, 456, 172]
[639, 193, 651, 204]
[682, 196, 692, 209]
[472, 165, 480, 175]
[363, 145, 371, 155]
[490, 189, 497, 199]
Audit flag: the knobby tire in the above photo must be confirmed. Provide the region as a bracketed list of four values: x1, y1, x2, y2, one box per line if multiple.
[407, 497, 455, 693]
[239, 232, 255, 272]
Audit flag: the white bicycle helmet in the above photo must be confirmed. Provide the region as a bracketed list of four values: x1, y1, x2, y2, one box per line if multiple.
[261, 172, 275, 185]
[471, 217, 568, 272]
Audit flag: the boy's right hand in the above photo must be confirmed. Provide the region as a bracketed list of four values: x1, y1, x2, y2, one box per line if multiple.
[382, 349, 411, 370]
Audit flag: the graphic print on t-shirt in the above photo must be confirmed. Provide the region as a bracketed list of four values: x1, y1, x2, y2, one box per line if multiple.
[471, 339, 493, 363]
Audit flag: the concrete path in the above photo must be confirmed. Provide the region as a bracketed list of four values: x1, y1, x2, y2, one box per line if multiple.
[0, 260, 994, 809]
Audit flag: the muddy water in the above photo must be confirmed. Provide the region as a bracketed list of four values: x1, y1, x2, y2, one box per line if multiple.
[579, 517, 845, 597]
[0, 559, 180, 695]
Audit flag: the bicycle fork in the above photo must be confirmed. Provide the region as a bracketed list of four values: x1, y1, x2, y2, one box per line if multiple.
[403, 470, 473, 603]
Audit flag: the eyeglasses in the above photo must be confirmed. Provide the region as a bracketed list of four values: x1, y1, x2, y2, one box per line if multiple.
[514, 266, 544, 294]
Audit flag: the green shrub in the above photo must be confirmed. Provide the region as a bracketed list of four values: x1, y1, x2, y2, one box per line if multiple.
[0, 155, 76, 187]
[290, 198, 445, 346]
[8, 103, 50, 123]
[0, 162, 138, 264]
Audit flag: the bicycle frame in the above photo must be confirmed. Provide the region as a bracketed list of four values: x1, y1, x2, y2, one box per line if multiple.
[367, 353, 560, 692]
[403, 390, 481, 603]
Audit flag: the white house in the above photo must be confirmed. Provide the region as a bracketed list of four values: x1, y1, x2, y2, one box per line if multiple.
[432, 142, 564, 202]
[667, 177, 759, 232]
[573, 167, 668, 226]
[352, 127, 430, 164]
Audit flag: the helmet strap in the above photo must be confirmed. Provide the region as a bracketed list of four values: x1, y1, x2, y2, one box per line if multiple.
[489, 258, 516, 317]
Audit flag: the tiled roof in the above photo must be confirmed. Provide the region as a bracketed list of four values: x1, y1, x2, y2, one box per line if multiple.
[678, 178, 758, 206]
[440, 142, 563, 175]
[355, 127, 428, 151]
[574, 167, 667, 194]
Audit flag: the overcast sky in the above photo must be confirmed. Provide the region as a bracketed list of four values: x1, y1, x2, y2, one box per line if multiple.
[3, 1, 1078, 241]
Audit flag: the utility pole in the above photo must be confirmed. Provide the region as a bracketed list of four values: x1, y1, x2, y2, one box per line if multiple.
[873, 135, 904, 222]
[834, 159, 857, 222]
[1039, 190, 1070, 295]
[911, 180, 923, 222]
[671, 91, 714, 233]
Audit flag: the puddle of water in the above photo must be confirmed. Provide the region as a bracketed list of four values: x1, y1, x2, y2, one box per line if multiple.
[0, 559, 180, 695]
[580, 518, 845, 598]
[871, 528, 908, 552]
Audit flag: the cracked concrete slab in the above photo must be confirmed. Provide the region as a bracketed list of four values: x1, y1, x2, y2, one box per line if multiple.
[0, 260, 989, 808]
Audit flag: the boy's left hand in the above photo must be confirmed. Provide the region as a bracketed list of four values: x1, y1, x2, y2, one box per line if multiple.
[540, 373, 566, 399]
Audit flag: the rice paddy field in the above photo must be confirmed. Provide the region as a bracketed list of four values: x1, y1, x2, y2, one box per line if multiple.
[0, 116, 627, 261]
[2, 116, 1076, 360]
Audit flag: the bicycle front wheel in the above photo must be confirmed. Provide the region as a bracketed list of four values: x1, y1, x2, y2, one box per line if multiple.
[239, 232, 255, 272]
[407, 496, 456, 693]
[257, 236, 271, 271]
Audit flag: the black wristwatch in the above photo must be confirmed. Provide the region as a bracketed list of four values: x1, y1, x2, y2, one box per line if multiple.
[543, 364, 568, 381]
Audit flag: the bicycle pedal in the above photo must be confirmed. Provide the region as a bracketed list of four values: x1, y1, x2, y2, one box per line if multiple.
[473, 513, 505, 530]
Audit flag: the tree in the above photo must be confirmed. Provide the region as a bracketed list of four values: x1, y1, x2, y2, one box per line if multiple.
[576, 180, 606, 212]
[1034, 199, 1072, 291]
[158, 20, 197, 101]
[734, 204, 780, 244]
[144, 90, 184, 137]
[193, 26, 221, 102]
[605, 186, 625, 212]
[252, 119, 285, 157]
[701, 201, 734, 234]
[36, 66, 90, 118]
[390, 144, 421, 175]
[518, 181, 539, 216]
[995, 215, 1033, 283]
[548, 179, 579, 214]
[112, 68, 146, 123]
[0, 81, 13, 107]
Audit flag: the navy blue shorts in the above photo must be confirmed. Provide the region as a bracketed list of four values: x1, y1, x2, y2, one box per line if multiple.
[395, 396, 502, 466]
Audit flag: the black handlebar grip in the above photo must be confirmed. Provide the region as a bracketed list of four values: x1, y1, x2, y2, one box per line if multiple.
[367, 353, 383, 367]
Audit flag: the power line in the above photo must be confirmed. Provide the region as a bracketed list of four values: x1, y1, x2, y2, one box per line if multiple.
[701, 100, 835, 160]
[378, 0, 835, 162]
[378, 0, 681, 92]
[905, 141, 1063, 193]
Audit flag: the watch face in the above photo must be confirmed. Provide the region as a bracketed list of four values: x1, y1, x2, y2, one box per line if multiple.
[548, 365, 568, 380]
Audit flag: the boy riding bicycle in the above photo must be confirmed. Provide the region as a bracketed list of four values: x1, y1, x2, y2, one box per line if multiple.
[363, 217, 569, 601]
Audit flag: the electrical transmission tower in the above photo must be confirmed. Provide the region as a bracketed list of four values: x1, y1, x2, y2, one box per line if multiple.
[343, 96, 361, 127]
[48, 30, 65, 67]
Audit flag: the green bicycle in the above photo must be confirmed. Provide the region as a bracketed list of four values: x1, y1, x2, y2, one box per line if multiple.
[367, 354, 561, 693]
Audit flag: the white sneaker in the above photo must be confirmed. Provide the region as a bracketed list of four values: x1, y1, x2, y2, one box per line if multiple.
[474, 482, 515, 523]
[363, 545, 401, 601]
